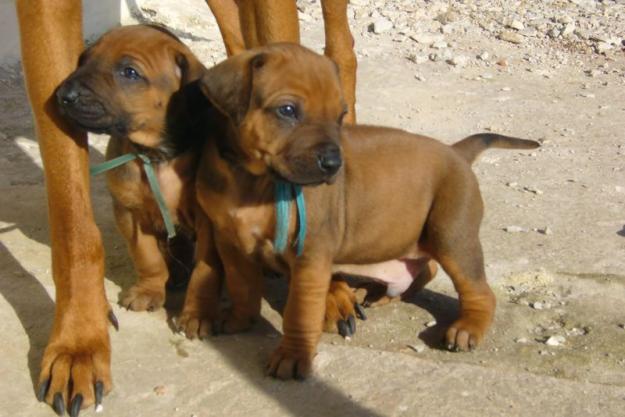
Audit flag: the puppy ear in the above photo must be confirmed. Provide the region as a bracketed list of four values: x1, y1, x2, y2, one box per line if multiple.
[175, 51, 207, 86]
[199, 51, 266, 124]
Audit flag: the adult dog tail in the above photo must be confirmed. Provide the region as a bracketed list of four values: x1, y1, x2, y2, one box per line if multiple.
[452, 133, 540, 164]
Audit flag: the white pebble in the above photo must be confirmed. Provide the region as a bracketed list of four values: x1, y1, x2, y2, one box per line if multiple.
[545, 335, 566, 346]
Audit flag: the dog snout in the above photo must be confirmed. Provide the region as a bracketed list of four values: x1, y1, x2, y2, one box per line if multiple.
[317, 144, 342, 175]
[56, 79, 85, 107]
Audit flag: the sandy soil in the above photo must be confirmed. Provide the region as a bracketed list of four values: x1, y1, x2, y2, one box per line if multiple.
[1, 1, 625, 416]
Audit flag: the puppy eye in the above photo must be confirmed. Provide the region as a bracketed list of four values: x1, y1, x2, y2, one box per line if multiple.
[121, 66, 141, 80]
[277, 104, 298, 120]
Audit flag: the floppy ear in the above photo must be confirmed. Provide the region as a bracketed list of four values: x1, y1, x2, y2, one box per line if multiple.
[199, 50, 266, 124]
[175, 50, 207, 86]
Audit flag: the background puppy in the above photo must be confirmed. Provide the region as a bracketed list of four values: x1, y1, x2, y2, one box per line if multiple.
[194, 43, 538, 380]
[56, 25, 216, 313]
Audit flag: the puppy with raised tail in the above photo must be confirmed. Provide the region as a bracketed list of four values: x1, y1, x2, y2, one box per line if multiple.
[192, 43, 539, 379]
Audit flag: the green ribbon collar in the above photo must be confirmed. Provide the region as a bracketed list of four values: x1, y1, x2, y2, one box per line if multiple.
[90, 153, 176, 239]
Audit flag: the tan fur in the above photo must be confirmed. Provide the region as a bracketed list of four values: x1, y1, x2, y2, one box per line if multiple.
[18, 0, 356, 411]
[194, 43, 539, 380]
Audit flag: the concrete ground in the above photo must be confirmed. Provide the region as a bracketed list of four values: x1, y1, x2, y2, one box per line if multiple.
[2, 1, 625, 416]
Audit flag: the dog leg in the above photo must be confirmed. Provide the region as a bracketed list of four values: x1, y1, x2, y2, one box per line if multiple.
[321, 0, 357, 124]
[178, 215, 223, 339]
[206, 0, 245, 56]
[268, 257, 331, 380]
[17, 0, 114, 413]
[426, 210, 495, 351]
[323, 279, 365, 337]
[237, 0, 300, 48]
[215, 240, 264, 334]
[114, 203, 169, 311]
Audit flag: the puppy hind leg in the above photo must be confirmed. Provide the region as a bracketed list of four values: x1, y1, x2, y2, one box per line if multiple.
[423, 194, 495, 351]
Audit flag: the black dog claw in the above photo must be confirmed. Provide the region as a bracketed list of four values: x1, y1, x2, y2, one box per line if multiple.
[347, 315, 356, 334]
[70, 394, 83, 417]
[108, 310, 119, 331]
[52, 393, 65, 416]
[94, 381, 104, 408]
[37, 378, 50, 402]
[337, 320, 350, 338]
[354, 303, 367, 320]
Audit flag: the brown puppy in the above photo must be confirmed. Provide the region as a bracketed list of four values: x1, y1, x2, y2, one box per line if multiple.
[17, 1, 355, 413]
[56, 25, 216, 316]
[204, 0, 356, 123]
[193, 43, 539, 380]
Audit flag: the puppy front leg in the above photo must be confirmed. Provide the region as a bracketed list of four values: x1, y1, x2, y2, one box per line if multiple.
[268, 257, 332, 380]
[114, 202, 169, 311]
[215, 239, 264, 334]
[178, 214, 223, 339]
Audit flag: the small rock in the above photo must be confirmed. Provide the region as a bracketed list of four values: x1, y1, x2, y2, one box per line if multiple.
[435, 11, 460, 25]
[448, 55, 468, 67]
[496, 58, 509, 67]
[425, 320, 437, 328]
[618, 324, 625, 330]
[562, 23, 576, 37]
[477, 51, 490, 61]
[154, 385, 167, 396]
[548, 28, 561, 39]
[595, 42, 613, 53]
[537, 227, 553, 235]
[545, 335, 566, 347]
[580, 92, 595, 98]
[504, 225, 527, 233]
[432, 40, 449, 49]
[523, 186, 543, 195]
[509, 20, 525, 31]
[515, 337, 529, 344]
[370, 19, 393, 34]
[408, 54, 429, 64]
[501, 87, 512, 92]
[429, 49, 453, 62]
[407, 343, 426, 353]
[414, 74, 426, 82]
[410, 33, 441, 45]
[499, 31, 523, 44]
[530, 301, 551, 310]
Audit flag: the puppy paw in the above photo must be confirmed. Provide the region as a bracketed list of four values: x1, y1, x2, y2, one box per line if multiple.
[445, 318, 489, 352]
[215, 310, 254, 334]
[176, 310, 217, 340]
[266, 345, 314, 380]
[324, 280, 366, 338]
[119, 285, 165, 311]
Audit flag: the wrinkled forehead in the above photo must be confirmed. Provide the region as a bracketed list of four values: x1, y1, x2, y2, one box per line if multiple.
[253, 47, 346, 115]
[81, 26, 180, 72]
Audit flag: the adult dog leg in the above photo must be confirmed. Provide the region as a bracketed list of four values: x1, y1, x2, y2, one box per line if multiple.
[321, 0, 357, 124]
[16, 0, 112, 414]
[237, 0, 300, 47]
[206, 0, 245, 56]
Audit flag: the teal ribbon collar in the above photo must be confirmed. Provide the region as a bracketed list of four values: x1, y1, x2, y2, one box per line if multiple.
[90, 153, 177, 239]
[274, 180, 306, 256]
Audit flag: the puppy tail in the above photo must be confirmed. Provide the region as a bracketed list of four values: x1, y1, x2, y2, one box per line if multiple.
[452, 133, 540, 164]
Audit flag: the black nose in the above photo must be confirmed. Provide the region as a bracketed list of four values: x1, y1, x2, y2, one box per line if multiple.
[317, 144, 342, 175]
[56, 82, 80, 106]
